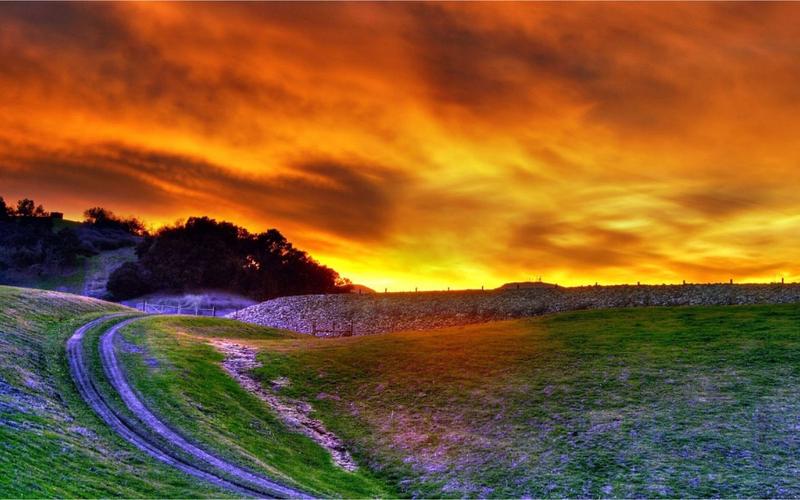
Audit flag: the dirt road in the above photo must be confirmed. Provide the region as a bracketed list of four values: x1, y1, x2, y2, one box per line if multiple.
[67, 315, 310, 498]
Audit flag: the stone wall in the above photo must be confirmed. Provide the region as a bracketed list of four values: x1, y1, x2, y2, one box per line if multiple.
[227, 284, 800, 336]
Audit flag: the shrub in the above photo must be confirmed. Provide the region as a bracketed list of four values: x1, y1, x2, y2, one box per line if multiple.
[107, 262, 153, 300]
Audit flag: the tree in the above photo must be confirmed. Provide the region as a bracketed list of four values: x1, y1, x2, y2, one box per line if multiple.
[107, 262, 153, 299]
[108, 216, 349, 300]
[0, 197, 9, 220]
[83, 206, 146, 236]
[16, 198, 35, 217]
[83, 207, 110, 224]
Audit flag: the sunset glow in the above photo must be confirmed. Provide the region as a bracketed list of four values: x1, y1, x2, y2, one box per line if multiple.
[3, 2, 800, 290]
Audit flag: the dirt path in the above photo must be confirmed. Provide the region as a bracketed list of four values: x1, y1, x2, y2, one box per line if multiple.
[211, 341, 358, 471]
[68, 315, 310, 498]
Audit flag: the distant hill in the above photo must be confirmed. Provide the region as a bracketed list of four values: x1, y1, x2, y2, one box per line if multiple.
[497, 281, 561, 290]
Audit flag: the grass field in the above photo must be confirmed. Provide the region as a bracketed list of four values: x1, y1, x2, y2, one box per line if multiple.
[245, 305, 800, 498]
[0, 286, 230, 497]
[116, 316, 394, 497]
[5, 284, 800, 498]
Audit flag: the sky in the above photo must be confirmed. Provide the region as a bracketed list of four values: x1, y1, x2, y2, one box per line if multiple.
[2, 2, 800, 291]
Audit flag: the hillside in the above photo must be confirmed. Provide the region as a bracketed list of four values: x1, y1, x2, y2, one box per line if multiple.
[7, 284, 800, 497]
[0, 212, 138, 299]
[243, 305, 800, 497]
[0, 285, 393, 497]
[0, 286, 228, 497]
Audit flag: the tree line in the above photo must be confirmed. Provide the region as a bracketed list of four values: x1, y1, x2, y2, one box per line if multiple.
[0, 196, 351, 301]
[108, 216, 351, 301]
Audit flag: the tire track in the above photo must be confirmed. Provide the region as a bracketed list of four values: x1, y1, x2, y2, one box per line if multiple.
[68, 314, 310, 498]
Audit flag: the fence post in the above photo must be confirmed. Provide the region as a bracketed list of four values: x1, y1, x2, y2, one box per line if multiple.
[177, 304, 181, 315]
[212, 306, 216, 317]
[311, 320, 316, 336]
[195, 305, 199, 316]
[143, 300, 148, 313]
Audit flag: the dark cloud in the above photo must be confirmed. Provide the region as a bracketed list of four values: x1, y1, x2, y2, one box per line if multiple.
[0, 3, 307, 144]
[401, 3, 800, 137]
[509, 218, 649, 270]
[405, 4, 600, 118]
[669, 185, 794, 219]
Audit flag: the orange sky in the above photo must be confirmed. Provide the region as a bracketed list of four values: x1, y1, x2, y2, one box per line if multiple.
[2, 2, 800, 290]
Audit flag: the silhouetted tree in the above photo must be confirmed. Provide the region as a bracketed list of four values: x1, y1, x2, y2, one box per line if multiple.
[83, 207, 146, 236]
[106, 262, 153, 299]
[83, 207, 112, 225]
[34, 204, 48, 217]
[108, 216, 349, 300]
[15, 198, 35, 217]
[0, 197, 9, 220]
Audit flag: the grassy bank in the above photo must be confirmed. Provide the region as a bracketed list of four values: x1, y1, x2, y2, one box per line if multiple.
[0, 286, 229, 497]
[250, 305, 800, 497]
[12, 288, 799, 498]
[117, 316, 393, 497]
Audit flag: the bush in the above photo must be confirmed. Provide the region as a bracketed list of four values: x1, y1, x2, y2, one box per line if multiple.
[107, 262, 153, 300]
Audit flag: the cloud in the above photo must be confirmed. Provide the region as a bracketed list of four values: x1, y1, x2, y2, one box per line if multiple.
[2, 3, 800, 288]
[509, 217, 651, 270]
[0, 142, 409, 242]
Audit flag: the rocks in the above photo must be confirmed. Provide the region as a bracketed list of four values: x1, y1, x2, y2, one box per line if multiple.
[228, 283, 800, 336]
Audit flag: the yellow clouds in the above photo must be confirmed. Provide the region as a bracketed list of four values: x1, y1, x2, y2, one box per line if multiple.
[2, 3, 800, 289]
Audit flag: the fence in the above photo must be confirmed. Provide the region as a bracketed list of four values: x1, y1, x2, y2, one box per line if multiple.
[310, 319, 354, 338]
[138, 300, 217, 316]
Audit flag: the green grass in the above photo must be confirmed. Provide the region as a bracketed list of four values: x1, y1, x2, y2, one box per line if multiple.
[8, 289, 800, 498]
[0, 286, 231, 498]
[117, 316, 394, 498]
[250, 305, 800, 498]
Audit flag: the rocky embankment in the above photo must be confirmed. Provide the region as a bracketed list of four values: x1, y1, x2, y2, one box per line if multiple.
[228, 283, 800, 336]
